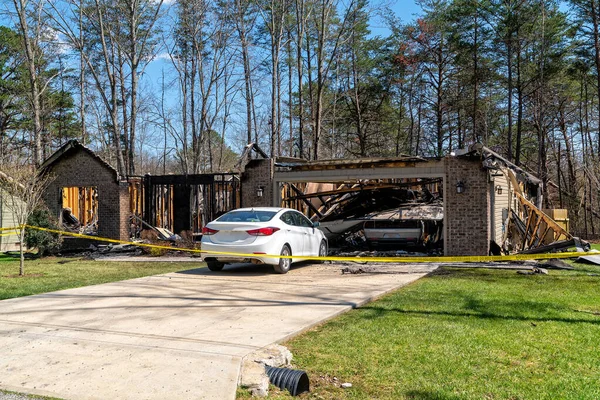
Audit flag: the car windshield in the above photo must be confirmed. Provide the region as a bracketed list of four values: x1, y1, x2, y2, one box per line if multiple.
[216, 210, 277, 223]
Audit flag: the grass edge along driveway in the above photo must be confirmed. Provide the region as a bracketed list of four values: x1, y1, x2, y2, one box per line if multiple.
[0, 254, 195, 300]
[239, 257, 600, 399]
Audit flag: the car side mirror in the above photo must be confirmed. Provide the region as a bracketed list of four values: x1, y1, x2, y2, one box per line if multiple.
[313, 222, 320, 227]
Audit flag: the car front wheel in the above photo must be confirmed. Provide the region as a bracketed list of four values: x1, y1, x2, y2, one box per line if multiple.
[273, 244, 292, 274]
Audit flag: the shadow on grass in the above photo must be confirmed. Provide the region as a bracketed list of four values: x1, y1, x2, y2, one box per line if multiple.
[0, 252, 38, 261]
[360, 303, 600, 325]
[405, 390, 462, 400]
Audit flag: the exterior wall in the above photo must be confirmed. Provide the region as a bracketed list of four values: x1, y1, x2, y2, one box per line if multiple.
[241, 159, 274, 208]
[119, 183, 130, 239]
[491, 170, 510, 245]
[445, 157, 490, 256]
[43, 149, 129, 241]
[0, 190, 21, 252]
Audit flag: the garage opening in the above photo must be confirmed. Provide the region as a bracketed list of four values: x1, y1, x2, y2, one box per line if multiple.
[273, 157, 447, 256]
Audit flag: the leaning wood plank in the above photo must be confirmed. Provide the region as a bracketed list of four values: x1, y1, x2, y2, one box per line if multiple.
[289, 183, 323, 218]
[515, 192, 572, 245]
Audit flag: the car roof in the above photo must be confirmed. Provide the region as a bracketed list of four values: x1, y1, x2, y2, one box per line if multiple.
[226, 207, 297, 213]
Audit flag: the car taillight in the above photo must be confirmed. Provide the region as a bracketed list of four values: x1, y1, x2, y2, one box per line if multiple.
[202, 227, 219, 235]
[246, 227, 280, 236]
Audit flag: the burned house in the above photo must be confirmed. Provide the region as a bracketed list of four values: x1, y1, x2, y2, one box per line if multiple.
[40, 141, 575, 256]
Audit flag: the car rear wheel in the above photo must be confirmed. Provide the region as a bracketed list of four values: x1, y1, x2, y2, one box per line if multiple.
[273, 244, 291, 274]
[207, 261, 225, 271]
[317, 240, 328, 263]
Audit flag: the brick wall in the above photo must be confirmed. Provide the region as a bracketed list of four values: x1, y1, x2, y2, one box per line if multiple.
[445, 157, 490, 256]
[43, 149, 129, 241]
[241, 159, 274, 208]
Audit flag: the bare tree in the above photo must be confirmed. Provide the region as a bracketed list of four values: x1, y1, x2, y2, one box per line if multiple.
[0, 165, 53, 276]
[47, 0, 164, 176]
[9, 0, 56, 166]
[232, 0, 259, 145]
[257, 0, 290, 157]
[306, 0, 356, 159]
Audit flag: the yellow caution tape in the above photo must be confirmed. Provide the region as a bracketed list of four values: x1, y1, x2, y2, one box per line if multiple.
[0, 226, 21, 232]
[18, 224, 588, 264]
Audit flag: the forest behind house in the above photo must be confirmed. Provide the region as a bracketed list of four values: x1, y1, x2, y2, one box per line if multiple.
[1, 0, 599, 237]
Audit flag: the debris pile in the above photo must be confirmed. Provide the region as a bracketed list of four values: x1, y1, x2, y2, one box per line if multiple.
[283, 179, 444, 254]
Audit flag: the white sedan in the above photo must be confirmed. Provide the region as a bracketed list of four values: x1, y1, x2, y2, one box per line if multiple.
[200, 207, 328, 274]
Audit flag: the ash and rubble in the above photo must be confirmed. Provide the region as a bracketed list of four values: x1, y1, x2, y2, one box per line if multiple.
[303, 181, 445, 256]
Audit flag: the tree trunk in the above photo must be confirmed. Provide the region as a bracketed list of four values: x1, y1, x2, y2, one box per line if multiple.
[287, 29, 294, 156]
[472, 7, 479, 143]
[506, 38, 513, 162]
[234, 0, 255, 146]
[79, 0, 86, 144]
[19, 226, 25, 276]
[13, 0, 43, 166]
[436, 50, 443, 157]
[351, 37, 365, 156]
[128, 0, 139, 176]
[270, 32, 279, 158]
[295, 0, 305, 158]
[240, 28, 253, 145]
[118, 51, 130, 174]
[592, 0, 600, 156]
[515, 47, 524, 166]
[306, 32, 315, 158]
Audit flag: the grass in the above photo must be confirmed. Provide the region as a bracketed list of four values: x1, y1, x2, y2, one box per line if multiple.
[0, 389, 59, 400]
[0, 253, 200, 300]
[239, 255, 600, 399]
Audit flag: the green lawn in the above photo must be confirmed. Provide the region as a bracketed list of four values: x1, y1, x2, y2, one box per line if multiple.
[0, 253, 200, 300]
[242, 256, 600, 399]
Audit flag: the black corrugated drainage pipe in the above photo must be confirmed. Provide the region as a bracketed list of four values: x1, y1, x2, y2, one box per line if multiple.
[265, 366, 310, 396]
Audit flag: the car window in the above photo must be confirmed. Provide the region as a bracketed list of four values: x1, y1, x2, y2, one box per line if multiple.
[294, 212, 314, 227]
[217, 210, 276, 222]
[280, 211, 297, 226]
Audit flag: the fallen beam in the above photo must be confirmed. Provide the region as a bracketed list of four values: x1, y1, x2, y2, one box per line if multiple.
[520, 237, 590, 254]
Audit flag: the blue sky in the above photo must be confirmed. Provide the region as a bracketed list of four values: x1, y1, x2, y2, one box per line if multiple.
[144, 0, 423, 90]
[390, 0, 422, 23]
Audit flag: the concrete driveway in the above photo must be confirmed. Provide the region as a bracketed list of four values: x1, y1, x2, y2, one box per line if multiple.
[0, 262, 435, 400]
